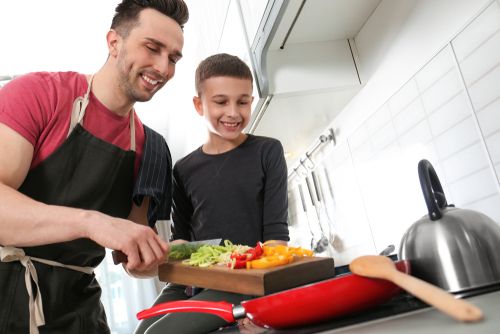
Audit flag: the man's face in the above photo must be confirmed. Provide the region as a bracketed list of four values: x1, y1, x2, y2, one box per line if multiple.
[114, 8, 184, 102]
[194, 76, 254, 141]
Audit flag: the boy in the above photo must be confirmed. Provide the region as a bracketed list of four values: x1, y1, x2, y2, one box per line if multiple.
[135, 53, 289, 334]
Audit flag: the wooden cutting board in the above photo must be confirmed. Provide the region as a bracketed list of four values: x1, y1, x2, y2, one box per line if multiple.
[158, 256, 335, 296]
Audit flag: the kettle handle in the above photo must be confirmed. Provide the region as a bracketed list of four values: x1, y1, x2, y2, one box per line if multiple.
[418, 159, 448, 221]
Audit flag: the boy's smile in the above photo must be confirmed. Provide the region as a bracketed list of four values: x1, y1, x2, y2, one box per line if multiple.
[194, 76, 254, 151]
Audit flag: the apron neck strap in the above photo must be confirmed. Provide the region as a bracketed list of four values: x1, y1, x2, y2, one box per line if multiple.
[68, 74, 136, 152]
[130, 110, 136, 152]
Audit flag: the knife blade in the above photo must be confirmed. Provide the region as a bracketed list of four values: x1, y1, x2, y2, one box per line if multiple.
[111, 238, 222, 265]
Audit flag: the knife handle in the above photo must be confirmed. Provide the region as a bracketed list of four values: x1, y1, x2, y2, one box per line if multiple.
[112, 250, 127, 265]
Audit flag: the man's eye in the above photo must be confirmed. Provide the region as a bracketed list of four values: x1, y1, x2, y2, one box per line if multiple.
[239, 101, 249, 105]
[146, 46, 159, 53]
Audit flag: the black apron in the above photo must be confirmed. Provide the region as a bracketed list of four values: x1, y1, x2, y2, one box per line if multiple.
[0, 76, 136, 334]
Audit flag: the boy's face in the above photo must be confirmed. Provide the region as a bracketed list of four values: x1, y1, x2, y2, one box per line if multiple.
[194, 76, 254, 141]
[109, 8, 184, 102]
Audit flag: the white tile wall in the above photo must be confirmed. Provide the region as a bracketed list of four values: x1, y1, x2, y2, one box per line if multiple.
[448, 168, 498, 204]
[370, 122, 398, 152]
[419, 67, 464, 115]
[398, 119, 433, 148]
[458, 29, 500, 85]
[452, 1, 500, 62]
[455, 1, 500, 187]
[426, 91, 471, 137]
[349, 125, 370, 151]
[392, 98, 426, 136]
[366, 105, 392, 137]
[388, 79, 420, 117]
[486, 131, 500, 164]
[287, 1, 500, 266]
[441, 142, 490, 183]
[476, 97, 500, 136]
[414, 47, 456, 92]
[467, 64, 500, 110]
[434, 117, 480, 159]
[465, 193, 500, 222]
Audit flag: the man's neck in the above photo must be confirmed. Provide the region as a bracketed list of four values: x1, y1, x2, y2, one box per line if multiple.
[90, 68, 134, 117]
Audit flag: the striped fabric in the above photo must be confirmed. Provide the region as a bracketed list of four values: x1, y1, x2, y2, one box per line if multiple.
[133, 125, 172, 227]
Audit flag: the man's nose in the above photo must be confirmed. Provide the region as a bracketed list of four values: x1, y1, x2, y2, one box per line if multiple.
[153, 57, 171, 80]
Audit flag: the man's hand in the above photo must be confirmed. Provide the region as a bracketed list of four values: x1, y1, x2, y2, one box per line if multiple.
[86, 210, 169, 276]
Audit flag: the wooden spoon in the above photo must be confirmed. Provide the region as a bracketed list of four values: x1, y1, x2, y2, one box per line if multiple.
[349, 255, 483, 322]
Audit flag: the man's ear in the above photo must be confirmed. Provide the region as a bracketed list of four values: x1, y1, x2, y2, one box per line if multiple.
[107, 29, 121, 57]
[193, 96, 203, 116]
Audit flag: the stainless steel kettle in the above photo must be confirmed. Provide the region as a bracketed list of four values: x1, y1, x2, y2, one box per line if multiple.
[399, 159, 500, 293]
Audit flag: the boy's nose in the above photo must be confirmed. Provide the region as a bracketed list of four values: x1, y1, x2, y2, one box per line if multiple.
[226, 104, 239, 117]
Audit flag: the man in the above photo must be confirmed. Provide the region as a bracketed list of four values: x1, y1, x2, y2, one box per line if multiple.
[0, 0, 188, 333]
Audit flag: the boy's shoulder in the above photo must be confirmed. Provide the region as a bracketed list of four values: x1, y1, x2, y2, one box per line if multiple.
[245, 134, 280, 144]
[175, 146, 202, 165]
[245, 134, 283, 151]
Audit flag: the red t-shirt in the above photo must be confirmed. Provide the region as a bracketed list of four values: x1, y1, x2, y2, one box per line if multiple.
[0, 72, 144, 177]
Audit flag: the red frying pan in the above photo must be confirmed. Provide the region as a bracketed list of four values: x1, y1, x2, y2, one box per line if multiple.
[137, 261, 409, 328]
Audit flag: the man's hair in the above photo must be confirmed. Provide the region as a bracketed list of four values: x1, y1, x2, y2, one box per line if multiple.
[111, 0, 189, 38]
[195, 53, 253, 96]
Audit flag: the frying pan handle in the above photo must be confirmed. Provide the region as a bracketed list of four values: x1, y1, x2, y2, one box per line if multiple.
[418, 159, 448, 221]
[137, 300, 237, 323]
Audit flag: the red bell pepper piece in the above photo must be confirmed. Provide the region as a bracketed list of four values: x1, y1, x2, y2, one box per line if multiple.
[227, 258, 248, 269]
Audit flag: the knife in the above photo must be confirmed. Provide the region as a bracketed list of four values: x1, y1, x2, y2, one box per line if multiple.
[111, 238, 222, 265]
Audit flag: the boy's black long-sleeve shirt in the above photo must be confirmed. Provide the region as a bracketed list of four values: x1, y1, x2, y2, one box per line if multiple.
[171, 134, 289, 246]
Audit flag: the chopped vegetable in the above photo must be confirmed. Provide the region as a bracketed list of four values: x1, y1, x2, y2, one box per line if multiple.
[168, 243, 205, 260]
[247, 254, 294, 269]
[179, 240, 314, 270]
[182, 240, 250, 267]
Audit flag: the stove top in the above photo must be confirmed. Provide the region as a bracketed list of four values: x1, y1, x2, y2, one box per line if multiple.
[213, 258, 500, 334]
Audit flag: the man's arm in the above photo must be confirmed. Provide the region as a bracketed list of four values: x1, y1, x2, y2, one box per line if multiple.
[125, 197, 170, 278]
[0, 123, 167, 272]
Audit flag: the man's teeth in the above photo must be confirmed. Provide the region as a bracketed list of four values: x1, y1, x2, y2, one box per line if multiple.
[142, 75, 161, 85]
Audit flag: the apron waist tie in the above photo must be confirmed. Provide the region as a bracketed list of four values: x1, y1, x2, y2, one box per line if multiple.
[0, 246, 94, 334]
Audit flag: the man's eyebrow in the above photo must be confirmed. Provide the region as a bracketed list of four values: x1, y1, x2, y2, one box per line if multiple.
[145, 37, 183, 58]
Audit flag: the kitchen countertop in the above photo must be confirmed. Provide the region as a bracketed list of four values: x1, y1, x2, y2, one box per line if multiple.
[213, 290, 500, 334]
[322, 290, 500, 334]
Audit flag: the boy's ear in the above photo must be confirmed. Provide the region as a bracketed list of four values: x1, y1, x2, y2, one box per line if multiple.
[193, 96, 203, 116]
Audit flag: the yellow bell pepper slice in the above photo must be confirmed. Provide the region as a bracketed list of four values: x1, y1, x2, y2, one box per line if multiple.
[248, 254, 294, 269]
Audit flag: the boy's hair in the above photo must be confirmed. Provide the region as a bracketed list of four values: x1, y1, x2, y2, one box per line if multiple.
[195, 53, 253, 96]
[111, 0, 189, 38]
